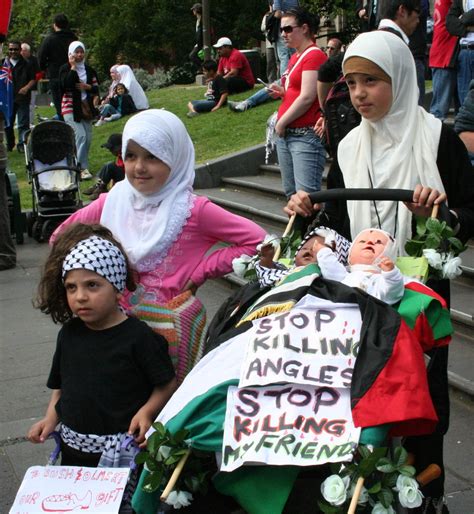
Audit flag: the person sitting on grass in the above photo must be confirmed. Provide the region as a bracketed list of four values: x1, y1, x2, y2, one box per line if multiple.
[83, 133, 125, 200]
[187, 60, 228, 118]
[95, 83, 136, 127]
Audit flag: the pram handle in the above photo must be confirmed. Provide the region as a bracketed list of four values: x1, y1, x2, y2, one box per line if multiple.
[32, 165, 81, 176]
[307, 188, 451, 224]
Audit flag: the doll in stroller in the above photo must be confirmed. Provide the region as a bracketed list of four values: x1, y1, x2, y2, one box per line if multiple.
[24, 120, 82, 242]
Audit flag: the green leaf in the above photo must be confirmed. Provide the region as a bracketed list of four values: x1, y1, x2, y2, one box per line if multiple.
[415, 217, 427, 235]
[378, 487, 394, 508]
[426, 217, 441, 233]
[317, 500, 344, 514]
[393, 446, 408, 468]
[358, 445, 371, 459]
[172, 428, 190, 444]
[448, 237, 465, 252]
[398, 465, 416, 477]
[134, 451, 148, 465]
[142, 468, 164, 493]
[404, 239, 424, 257]
[152, 422, 167, 437]
[425, 233, 441, 249]
[376, 458, 395, 473]
[367, 481, 382, 494]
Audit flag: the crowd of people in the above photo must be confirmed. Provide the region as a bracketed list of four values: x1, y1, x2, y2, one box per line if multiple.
[2, 1, 474, 514]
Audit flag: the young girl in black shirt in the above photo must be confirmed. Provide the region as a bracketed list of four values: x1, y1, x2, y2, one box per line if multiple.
[27, 223, 176, 467]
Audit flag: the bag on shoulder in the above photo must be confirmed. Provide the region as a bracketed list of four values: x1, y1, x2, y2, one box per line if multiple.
[324, 75, 361, 157]
[80, 99, 94, 120]
[265, 13, 281, 44]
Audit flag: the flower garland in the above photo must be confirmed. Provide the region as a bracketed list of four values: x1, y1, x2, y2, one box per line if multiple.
[135, 422, 211, 509]
[405, 216, 465, 281]
[318, 445, 423, 513]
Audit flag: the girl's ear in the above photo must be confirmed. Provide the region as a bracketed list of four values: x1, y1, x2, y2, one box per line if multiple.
[116, 291, 123, 303]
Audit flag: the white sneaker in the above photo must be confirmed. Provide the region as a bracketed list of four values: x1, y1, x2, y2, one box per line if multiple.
[229, 100, 249, 113]
[95, 119, 105, 127]
[81, 169, 93, 180]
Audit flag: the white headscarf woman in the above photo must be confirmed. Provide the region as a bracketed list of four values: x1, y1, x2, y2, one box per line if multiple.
[100, 110, 194, 271]
[116, 64, 149, 110]
[337, 31, 445, 255]
[68, 41, 87, 100]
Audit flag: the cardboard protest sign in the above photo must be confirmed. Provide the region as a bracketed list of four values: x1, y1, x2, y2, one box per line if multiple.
[222, 384, 361, 472]
[239, 299, 361, 389]
[10, 466, 130, 514]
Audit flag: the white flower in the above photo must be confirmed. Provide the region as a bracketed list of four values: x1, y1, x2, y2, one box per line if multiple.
[395, 475, 423, 508]
[157, 445, 171, 460]
[442, 254, 462, 280]
[232, 254, 253, 277]
[256, 234, 281, 252]
[165, 490, 193, 509]
[372, 502, 396, 514]
[422, 249, 443, 270]
[321, 474, 350, 506]
[349, 483, 369, 505]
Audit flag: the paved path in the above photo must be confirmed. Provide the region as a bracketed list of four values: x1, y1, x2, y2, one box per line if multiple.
[1, 240, 473, 513]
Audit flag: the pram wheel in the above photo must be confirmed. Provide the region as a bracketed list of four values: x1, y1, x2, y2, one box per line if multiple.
[26, 212, 34, 238]
[41, 220, 58, 243]
[32, 220, 44, 243]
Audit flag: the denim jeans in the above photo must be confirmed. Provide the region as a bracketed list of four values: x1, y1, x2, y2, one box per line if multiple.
[5, 102, 30, 150]
[64, 113, 93, 170]
[246, 87, 273, 108]
[276, 127, 326, 197]
[430, 67, 457, 120]
[100, 104, 120, 118]
[457, 47, 474, 106]
[191, 99, 217, 112]
[275, 33, 295, 75]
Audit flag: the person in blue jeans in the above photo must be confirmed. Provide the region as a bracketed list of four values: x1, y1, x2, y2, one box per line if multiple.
[273, 0, 299, 75]
[269, 8, 327, 197]
[95, 83, 136, 126]
[187, 60, 228, 117]
[228, 83, 278, 112]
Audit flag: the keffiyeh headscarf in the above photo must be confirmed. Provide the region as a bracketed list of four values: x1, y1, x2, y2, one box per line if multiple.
[338, 31, 445, 256]
[297, 226, 351, 264]
[100, 110, 195, 272]
[62, 235, 127, 292]
[68, 41, 87, 100]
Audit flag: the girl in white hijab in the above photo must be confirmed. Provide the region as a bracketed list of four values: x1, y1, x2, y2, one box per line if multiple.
[116, 64, 149, 110]
[52, 109, 265, 307]
[60, 41, 99, 178]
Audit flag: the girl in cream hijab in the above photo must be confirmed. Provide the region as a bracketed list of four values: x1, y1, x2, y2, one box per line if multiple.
[285, 30, 474, 256]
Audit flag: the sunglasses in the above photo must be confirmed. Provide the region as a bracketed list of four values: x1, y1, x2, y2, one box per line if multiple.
[9, 48, 20, 52]
[280, 25, 300, 34]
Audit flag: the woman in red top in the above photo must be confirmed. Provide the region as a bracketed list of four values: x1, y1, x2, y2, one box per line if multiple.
[269, 7, 327, 198]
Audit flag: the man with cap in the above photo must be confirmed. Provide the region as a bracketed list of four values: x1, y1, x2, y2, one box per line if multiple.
[189, 3, 203, 69]
[83, 133, 124, 200]
[214, 37, 255, 94]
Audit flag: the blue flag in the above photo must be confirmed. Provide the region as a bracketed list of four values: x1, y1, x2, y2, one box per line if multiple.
[0, 58, 14, 127]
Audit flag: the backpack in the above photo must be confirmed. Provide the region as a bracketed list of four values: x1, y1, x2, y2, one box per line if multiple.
[324, 75, 361, 157]
[265, 13, 281, 44]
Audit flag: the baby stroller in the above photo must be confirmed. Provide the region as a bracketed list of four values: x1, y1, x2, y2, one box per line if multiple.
[24, 120, 82, 242]
[131, 189, 453, 514]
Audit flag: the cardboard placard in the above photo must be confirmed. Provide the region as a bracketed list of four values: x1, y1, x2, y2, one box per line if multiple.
[10, 466, 130, 513]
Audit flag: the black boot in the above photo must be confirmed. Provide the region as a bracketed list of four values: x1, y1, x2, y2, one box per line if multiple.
[83, 180, 107, 200]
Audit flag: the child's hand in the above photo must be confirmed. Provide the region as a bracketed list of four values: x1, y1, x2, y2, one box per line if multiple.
[128, 411, 153, 449]
[378, 256, 395, 271]
[27, 418, 57, 444]
[258, 243, 276, 268]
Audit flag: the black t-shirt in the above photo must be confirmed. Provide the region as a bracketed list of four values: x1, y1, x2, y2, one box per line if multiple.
[47, 316, 175, 435]
[205, 75, 228, 102]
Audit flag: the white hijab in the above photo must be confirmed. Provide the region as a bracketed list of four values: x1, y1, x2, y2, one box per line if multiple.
[337, 31, 445, 256]
[68, 41, 87, 100]
[116, 64, 149, 110]
[100, 110, 195, 271]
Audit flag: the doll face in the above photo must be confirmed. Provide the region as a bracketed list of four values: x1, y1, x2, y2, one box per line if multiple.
[295, 235, 324, 266]
[349, 229, 389, 266]
[124, 139, 171, 195]
[346, 72, 393, 122]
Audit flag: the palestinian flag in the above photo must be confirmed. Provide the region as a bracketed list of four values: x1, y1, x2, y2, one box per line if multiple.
[132, 267, 447, 514]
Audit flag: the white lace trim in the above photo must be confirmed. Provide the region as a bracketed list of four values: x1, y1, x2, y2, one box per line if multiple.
[135, 192, 196, 272]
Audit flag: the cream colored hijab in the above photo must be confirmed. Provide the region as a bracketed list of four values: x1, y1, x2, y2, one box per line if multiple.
[337, 31, 445, 255]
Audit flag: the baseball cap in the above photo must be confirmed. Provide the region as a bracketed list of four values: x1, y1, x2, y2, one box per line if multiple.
[101, 133, 122, 151]
[213, 37, 232, 48]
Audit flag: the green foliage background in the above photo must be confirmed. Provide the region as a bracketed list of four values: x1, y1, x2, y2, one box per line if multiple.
[10, 0, 358, 76]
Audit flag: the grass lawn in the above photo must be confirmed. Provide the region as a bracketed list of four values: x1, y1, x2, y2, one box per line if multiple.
[8, 85, 277, 209]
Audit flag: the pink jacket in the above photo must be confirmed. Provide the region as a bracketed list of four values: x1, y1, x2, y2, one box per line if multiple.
[53, 194, 266, 307]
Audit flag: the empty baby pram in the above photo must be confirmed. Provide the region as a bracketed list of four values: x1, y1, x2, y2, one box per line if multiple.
[24, 120, 82, 242]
